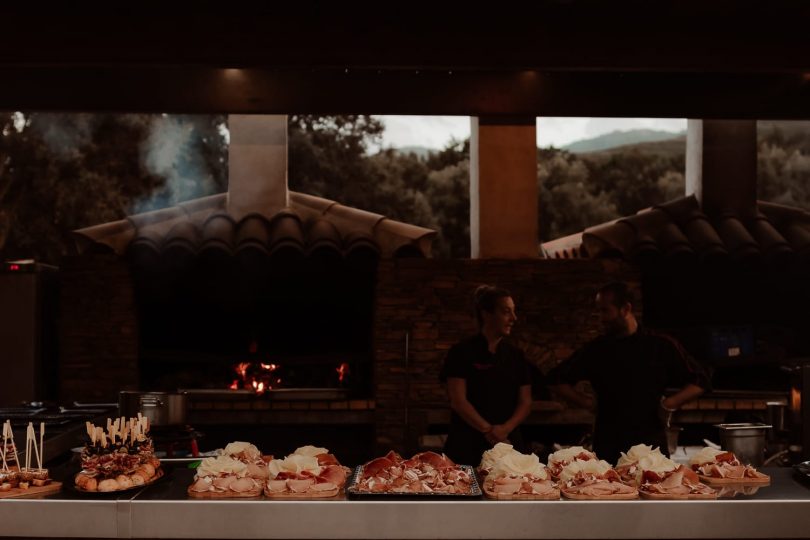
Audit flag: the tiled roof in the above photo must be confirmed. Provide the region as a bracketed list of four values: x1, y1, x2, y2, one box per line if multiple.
[72, 192, 436, 259]
[542, 195, 810, 264]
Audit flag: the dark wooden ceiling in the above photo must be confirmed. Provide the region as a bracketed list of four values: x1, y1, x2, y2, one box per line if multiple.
[2, 3, 810, 117]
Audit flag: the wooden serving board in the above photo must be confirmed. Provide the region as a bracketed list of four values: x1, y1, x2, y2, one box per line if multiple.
[698, 474, 770, 485]
[561, 488, 639, 500]
[483, 487, 560, 500]
[187, 487, 263, 499]
[639, 489, 718, 500]
[263, 487, 340, 499]
[0, 481, 62, 499]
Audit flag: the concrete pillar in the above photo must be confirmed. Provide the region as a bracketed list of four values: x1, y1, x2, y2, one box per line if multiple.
[470, 117, 538, 258]
[227, 114, 289, 220]
[686, 119, 758, 218]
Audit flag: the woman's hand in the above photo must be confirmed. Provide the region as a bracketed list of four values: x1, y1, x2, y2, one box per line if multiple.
[488, 424, 510, 443]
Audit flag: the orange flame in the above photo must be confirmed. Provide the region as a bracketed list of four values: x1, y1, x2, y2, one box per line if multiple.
[336, 362, 350, 383]
[229, 380, 239, 390]
[235, 362, 251, 378]
[260, 363, 278, 372]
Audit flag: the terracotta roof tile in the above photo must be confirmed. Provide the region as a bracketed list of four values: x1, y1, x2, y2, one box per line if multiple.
[72, 191, 434, 258]
[543, 195, 810, 264]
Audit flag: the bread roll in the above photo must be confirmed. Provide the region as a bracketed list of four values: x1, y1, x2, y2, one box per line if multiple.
[75, 474, 98, 491]
[130, 473, 146, 486]
[98, 479, 120, 492]
[116, 475, 133, 489]
[138, 463, 156, 478]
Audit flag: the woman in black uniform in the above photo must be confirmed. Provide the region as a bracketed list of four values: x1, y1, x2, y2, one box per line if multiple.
[440, 285, 533, 466]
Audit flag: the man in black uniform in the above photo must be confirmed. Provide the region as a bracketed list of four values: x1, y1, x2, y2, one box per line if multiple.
[550, 282, 709, 464]
[440, 285, 533, 466]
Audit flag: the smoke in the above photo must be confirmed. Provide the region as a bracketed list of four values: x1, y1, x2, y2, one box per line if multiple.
[28, 113, 95, 159]
[133, 115, 226, 214]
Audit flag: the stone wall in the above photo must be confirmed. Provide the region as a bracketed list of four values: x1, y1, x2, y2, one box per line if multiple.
[58, 254, 139, 402]
[372, 258, 639, 453]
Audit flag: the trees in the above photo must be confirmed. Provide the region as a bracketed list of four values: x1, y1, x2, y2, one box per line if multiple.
[0, 112, 227, 262]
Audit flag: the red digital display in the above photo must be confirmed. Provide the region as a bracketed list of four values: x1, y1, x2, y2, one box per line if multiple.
[9, 264, 19, 271]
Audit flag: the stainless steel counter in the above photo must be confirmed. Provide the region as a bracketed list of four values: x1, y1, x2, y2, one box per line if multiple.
[1, 468, 809, 539]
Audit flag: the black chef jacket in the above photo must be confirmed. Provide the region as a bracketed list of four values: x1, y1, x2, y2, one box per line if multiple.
[549, 328, 710, 464]
[439, 334, 532, 466]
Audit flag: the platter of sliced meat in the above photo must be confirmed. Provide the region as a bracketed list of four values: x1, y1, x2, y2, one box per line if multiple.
[558, 459, 638, 500]
[638, 466, 718, 500]
[478, 443, 558, 500]
[690, 447, 770, 485]
[615, 444, 717, 500]
[346, 451, 481, 497]
[187, 441, 271, 498]
[263, 446, 351, 498]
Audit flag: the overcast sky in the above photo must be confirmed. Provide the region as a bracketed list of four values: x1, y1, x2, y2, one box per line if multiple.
[374, 116, 687, 151]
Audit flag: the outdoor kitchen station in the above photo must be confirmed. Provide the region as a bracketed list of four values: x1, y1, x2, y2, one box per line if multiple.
[2, 4, 810, 540]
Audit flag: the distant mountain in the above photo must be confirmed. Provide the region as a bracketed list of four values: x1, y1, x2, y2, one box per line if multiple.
[562, 129, 685, 153]
[582, 136, 687, 162]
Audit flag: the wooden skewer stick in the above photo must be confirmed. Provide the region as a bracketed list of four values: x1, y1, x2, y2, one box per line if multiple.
[25, 423, 31, 471]
[39, 422, 44, 472]
[8, 421, 19, 467]
[30, 424, 41, 472]
[1, 422, 7, 472]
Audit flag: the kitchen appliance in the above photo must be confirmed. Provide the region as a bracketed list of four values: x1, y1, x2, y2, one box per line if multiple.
[715, 423, 771, 467]
[118, 391, 188, 426]
[0, 260, 58, 406]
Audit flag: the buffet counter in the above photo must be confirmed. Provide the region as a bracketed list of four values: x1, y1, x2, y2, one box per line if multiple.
[1, 468, 810, 539]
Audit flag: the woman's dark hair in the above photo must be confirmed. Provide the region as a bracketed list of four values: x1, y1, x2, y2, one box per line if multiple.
[473, 285, 512, 326]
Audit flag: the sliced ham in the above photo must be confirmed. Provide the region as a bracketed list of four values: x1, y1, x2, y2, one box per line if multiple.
[316, 453, 339, 466]
[190, 477, 212, 492]
[531, 482, 556, 495]
[317, 465, 347, 487]
[660, 470, 684, 489]
[266, 479, 287, 493]
[213, 476, 237, 490]
[286, 478, 315, 493]
[363, 457, 394, 478]
[230, 477, 257, 493]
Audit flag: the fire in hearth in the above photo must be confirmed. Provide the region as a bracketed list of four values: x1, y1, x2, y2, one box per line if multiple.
[229, 346, 282, 395]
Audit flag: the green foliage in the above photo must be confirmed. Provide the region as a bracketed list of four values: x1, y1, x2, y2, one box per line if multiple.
[0, 112, 227, 262]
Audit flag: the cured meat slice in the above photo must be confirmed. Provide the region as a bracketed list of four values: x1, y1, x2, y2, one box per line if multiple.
[362, 457, 395, 478]
[316, 453, 339, 466]
[230, 477, 257, 493]
[266, 480, 287, 493]
[286, 478, 315, 493]
[317, 465, 348, 487]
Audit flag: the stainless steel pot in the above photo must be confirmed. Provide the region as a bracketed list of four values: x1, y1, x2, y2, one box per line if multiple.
[715, 423, 772, 467]
[119, 391, 188, 426]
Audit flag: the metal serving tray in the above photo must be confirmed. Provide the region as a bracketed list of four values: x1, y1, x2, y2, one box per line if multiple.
[345, 464, 482, 498]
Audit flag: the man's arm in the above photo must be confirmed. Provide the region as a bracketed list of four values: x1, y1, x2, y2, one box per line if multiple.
[490, 385, 533, 442]
[552, 383, 596, 411]
[446, 377, 494, 435]
[662, 383, 704, 411]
